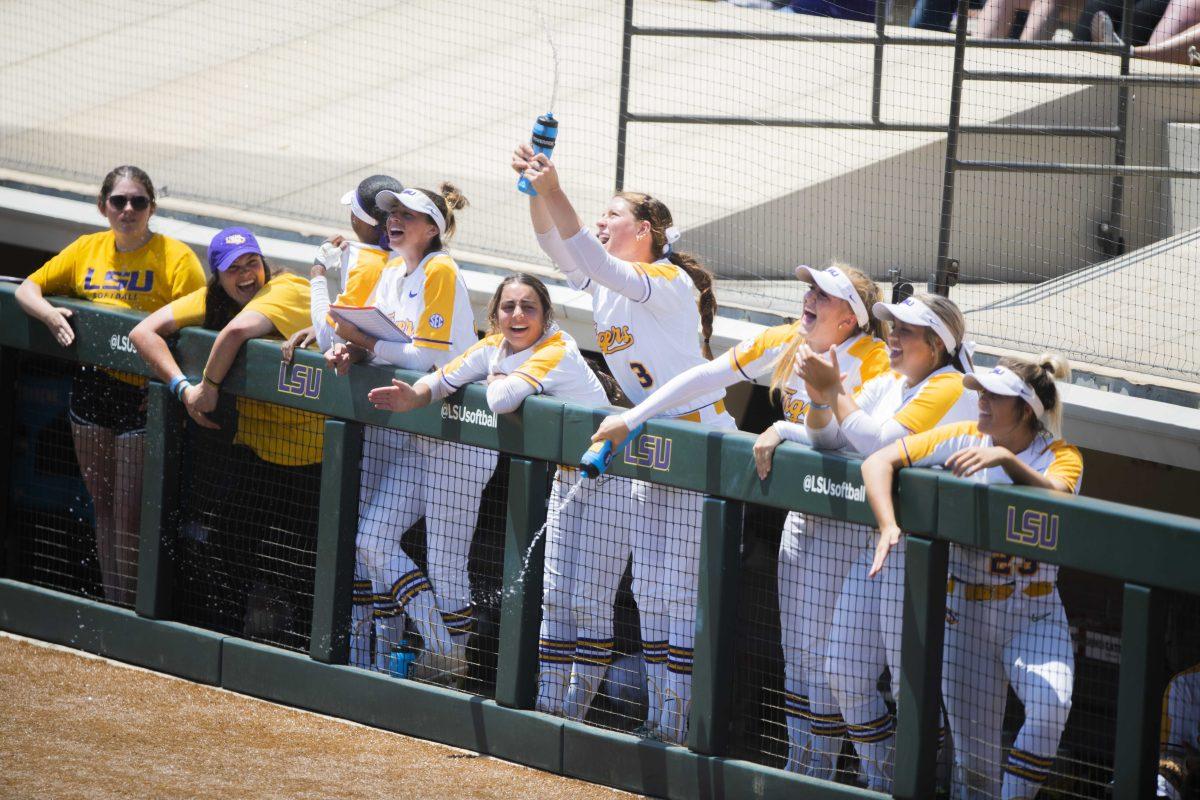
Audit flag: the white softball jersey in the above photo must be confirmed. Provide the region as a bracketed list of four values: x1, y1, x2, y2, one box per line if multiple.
[417, 326, 609, 411]
[538, 226, 727, 421]
[898, 421, 1083, 587]
[368, 251, 478, 371]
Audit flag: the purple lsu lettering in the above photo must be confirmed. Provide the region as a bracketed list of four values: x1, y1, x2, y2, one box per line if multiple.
[622, 434, 672, 471]
[781, 388, 809, 423]
[277, 361, 322, 399]
[1005, 505, 1059, 551]
[82, 268, 154, 293]
[596, 325, 635, 355]
[989, 505, 1060, 578]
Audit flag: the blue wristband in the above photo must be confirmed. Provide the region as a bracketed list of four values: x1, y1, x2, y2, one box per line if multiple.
[169, 375, 192, 402]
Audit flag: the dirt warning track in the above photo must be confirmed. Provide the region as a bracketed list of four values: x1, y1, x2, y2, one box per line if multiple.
[0, 633, 639, 799]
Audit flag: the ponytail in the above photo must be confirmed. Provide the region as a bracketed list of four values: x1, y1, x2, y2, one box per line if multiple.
[670, 252, 716, 360]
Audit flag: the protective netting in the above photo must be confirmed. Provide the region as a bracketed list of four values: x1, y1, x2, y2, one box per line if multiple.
[2, 1, 1197, 384]
[350, 429, 507, 698]
[174, 395, 324, 653]
[536, 472, 705, 742]
[731, 507, 1130, 797]
[7, 353, 143, 609]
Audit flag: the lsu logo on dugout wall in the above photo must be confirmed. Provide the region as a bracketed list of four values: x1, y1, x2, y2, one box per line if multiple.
[277, 361, 322, 399]
[1004, 505, 1059, 551]
[623, 434, 672, 471]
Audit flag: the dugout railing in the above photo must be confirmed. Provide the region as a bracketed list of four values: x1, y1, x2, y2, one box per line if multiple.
[0, 282, 1197, 799]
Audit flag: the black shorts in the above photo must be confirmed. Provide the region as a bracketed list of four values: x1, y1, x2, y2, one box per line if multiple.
[68, 365, 147, 434]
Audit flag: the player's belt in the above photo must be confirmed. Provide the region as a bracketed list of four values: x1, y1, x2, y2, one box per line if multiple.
[946, 578, 1054, 601]
[674, 399, 726, 424]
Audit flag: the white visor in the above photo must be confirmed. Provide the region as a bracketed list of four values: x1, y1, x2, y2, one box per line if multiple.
[341, 189, 379, 227]
[963, 366, 1044, 418]
[873, 297, 957, 354]
[794, 265, 870, 328]
[376, 188, 446, 236]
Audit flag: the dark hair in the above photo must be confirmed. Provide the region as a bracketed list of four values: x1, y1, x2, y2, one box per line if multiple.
[998, 353, 1071, 438]
[356, 174, 403, 224]
[584, 355, 631, 408]
[615, 191, 716, 359]
[203, 257, 274, 331]
[486, 273, 554, 336]
[416, 182, 468, 256]
[98, 165, 155, 209]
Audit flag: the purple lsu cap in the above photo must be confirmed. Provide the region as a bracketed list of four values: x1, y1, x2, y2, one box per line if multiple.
[208, 227, 263, 273]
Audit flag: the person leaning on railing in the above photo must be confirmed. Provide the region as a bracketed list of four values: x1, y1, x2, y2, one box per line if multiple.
[129, 227, 324, 642]
[282, 175, 447, 675]
[14, 165, 205, 607]
[325, 184, 495, 684]
[594, 263, 891, 770]
[517, 143, 735, 745]
[862, 354, 1081, 800]
[795, 293, 977, 792]
[280, 173, 402, 361]
[369, 273, 622, 709]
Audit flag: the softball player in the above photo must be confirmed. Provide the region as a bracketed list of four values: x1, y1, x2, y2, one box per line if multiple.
[796, 293, 976, 791]
[305, 174, 402, 353]
[862, 354, 1081, 800]
[131, 227, 325, 642]
[516, 144, 731, 743]
[329, 184, 494, 682]
[596, 264, 890, 768]
[371, 273, 624, 719]
[17, 165, 205, 607]
[1160, 663, 1200, 800]
[280, 174, 441, 670]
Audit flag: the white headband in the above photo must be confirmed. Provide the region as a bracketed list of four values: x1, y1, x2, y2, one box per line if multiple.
[340, 189, 378, 227]
[376, 188, 446, 236]
[794, 265, 870, 328]
[964, 365, 1045, 418]
[871, 296, 974, 371]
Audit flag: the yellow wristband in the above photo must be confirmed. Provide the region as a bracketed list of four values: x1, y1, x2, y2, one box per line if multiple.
[202, 371, 221, 389]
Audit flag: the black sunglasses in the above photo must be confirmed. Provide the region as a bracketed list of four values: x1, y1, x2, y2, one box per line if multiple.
[107, 194, 151, 211]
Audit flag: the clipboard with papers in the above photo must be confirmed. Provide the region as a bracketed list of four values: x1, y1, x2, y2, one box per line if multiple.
[329, 305, 412, 343]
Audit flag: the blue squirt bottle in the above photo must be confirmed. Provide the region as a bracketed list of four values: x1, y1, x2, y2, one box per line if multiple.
[517, 113, 559, 197]
[580, 423, 645, 479]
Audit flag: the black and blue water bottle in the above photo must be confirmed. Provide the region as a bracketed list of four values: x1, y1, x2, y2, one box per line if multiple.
[517, 113, 559, 197]
[579, 423, 645, 479]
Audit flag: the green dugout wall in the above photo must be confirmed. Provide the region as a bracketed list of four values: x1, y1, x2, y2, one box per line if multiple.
[0, 284, 1197, 799]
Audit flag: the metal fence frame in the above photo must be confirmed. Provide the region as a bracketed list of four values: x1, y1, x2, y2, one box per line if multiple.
[1, 285, 1198, 798]
[613, 0, 1200, 295]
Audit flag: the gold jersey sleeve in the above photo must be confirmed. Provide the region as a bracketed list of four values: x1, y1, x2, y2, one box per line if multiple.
[894, 371, 967, 433]
[335, 246, 388, 307]
[438, 334, 500, 390]
[414, 255, 458, 349]
[849, 336, 893, 385]
[898, 420, 982, 467]
[729, 321, 803, 379]
[1044, 439, 1083, 494]
[513, 331, 569, 391]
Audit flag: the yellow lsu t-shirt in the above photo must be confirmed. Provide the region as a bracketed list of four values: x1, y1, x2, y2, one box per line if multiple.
[30, 230, 205, 312]
[30, 230, 205, 386]
[169, 273, 324, 467]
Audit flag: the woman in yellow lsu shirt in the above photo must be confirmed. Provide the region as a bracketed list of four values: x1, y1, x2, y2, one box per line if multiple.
[131, 227, 324, 646]
[15, 165, 205, 607]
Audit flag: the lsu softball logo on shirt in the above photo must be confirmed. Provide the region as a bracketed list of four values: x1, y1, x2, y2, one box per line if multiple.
[597, 324, 635, 355]
[82, 269, 155, 293]
[622, 434, 672, 471]
[1005, 506, 1059, 551]
[277, 361, 322, 399]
